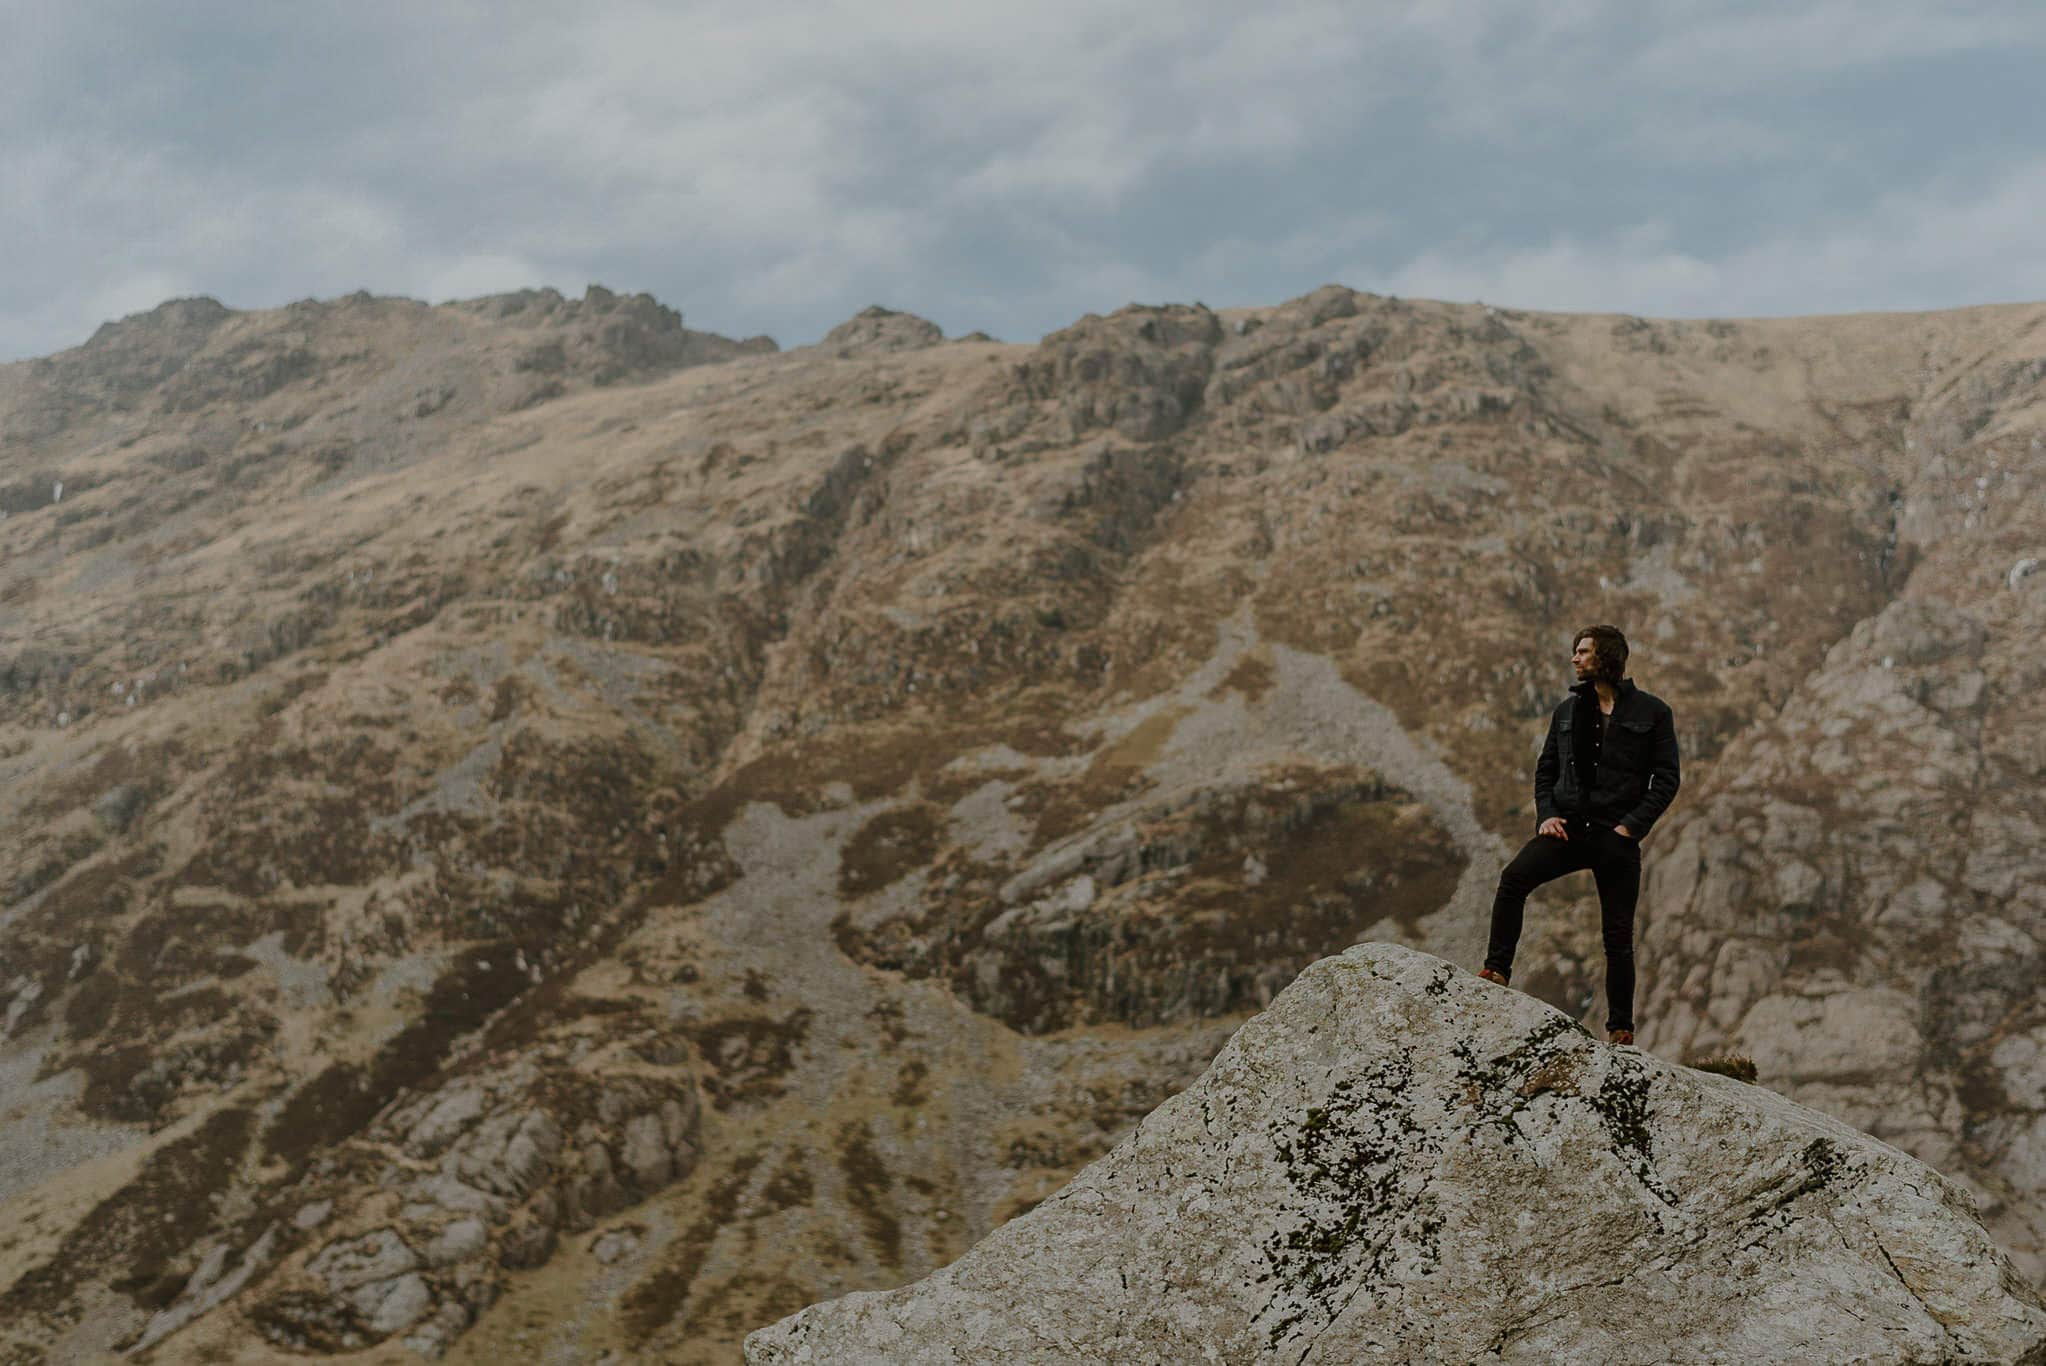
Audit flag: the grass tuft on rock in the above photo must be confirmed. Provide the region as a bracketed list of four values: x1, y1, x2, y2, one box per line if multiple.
[1685, 1053, 1759, 1083]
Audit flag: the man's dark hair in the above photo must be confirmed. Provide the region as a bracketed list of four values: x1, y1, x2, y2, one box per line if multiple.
[1574, 624, 1629, 685]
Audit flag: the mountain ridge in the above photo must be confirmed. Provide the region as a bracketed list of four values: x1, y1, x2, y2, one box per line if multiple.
[0, 281, 2041, 1360]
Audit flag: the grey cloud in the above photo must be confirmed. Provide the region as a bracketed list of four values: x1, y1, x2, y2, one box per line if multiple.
[4, 1, 2045, 363]
[1372, 157, 2046, 319]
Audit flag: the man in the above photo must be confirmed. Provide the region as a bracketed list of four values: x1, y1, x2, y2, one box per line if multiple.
[1477, 624, 1681, 1046]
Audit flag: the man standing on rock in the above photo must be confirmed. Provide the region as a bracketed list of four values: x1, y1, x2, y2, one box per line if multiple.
[1478, 625, 1680, 1046]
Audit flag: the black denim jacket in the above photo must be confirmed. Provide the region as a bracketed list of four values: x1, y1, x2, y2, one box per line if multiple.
[1533, 677, 1681, 837]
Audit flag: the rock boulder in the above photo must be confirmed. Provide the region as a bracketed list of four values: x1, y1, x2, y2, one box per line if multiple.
[747, 943, 2046, 1364]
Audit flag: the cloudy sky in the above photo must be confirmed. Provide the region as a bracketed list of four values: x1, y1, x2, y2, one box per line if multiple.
[6, 1, 2045, 361]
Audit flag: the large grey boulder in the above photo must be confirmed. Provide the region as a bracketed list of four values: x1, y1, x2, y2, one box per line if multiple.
[747, 943, 2046, 1364]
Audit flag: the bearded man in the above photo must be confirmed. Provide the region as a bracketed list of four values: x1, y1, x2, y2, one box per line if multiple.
[1477, 624, 1681, 1046]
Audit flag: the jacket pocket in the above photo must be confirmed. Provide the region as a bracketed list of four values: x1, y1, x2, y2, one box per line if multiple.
[1613, 716, 1653, 762]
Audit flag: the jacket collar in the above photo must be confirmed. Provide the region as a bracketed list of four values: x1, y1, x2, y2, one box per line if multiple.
[1571, 676, 1637, 704]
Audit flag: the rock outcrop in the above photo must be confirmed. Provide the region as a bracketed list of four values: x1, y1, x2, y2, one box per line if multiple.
[819, 305, 944, 355]
[241, 1042, 701, 1356]
[748, 943, 2046, 1364]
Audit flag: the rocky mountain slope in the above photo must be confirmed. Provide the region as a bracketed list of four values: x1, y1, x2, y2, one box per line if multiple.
[747, 942, 2046, 1364]
[0, 281, 2041, 1361]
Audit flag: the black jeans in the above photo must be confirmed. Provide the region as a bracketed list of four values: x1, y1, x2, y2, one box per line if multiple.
[1483, 819, 1641, 1033]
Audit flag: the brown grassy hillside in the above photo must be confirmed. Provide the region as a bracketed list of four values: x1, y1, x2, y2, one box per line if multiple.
[1, 283, 2041, 1362]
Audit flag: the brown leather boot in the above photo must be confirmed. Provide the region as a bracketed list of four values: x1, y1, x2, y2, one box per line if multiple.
[1477, 968, 1509, 986]
[1606, 1029, 1635, 1046]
